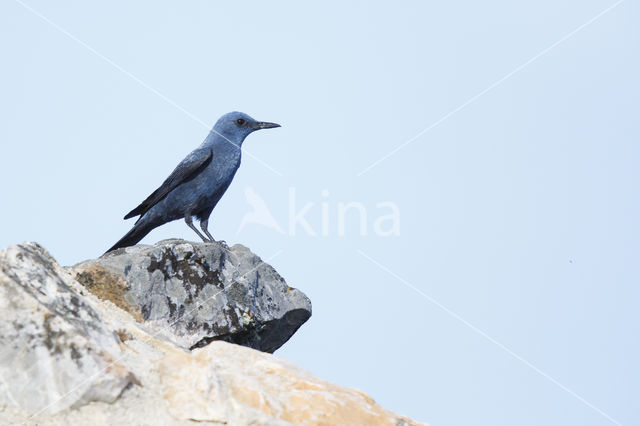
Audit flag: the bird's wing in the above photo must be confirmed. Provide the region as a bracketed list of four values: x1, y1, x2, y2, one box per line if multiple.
[124, 147, 213, 220]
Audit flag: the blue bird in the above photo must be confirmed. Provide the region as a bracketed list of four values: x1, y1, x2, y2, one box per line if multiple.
[106, 112, 280, 253]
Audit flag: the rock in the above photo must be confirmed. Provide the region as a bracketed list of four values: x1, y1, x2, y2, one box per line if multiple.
[70, 239, 311, 352]
[0, 241, 424, 425]
[0, 243, 135, 415]
[161, 341, 423, 426]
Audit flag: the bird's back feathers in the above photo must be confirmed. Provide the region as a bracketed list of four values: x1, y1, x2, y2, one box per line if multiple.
[124, 148, 213, 220]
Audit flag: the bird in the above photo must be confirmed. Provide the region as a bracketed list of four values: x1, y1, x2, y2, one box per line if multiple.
[105, 111, 280, 253]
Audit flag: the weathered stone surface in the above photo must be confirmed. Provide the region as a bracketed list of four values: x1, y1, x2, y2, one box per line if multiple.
[0, 241, 424, 425]
[4, 335, 424, 426]
[161, 341, 424, 426]
[70, 239, 311, 352]
[0, 243, 134, 415]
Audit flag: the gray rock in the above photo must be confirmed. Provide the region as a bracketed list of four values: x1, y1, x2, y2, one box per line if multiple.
[0, 242, 424, 426]
[71, 239, 311, 352]
[0, 243, 135, 415]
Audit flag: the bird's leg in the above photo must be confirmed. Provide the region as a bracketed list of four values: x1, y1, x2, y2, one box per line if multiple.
[201, 219, 228, 247]
[200, 219, 215, 242]
[185, 215, 209, 242]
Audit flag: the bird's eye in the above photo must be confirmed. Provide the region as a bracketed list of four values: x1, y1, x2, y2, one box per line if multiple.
[236, 118, 245, 126]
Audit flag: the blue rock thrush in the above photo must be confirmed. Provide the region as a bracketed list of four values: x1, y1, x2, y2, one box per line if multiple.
[106, 111, 280, 253]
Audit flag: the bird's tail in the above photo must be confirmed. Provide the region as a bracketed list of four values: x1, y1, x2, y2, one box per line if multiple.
[105, 221, 155, 254]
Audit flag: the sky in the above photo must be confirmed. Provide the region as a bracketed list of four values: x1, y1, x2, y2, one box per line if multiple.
[1, 1, 639, 425]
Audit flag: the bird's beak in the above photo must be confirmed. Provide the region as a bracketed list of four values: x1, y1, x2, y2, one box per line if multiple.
[253, 121, 281, 130]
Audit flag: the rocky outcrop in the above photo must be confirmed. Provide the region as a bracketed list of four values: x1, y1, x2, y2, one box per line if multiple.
[0, 243, 135, 415]
[0, 242, 424, 425]
[70, 240, 311, 352]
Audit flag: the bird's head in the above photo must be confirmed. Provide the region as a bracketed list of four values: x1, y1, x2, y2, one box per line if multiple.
[212, 111, 280, 143]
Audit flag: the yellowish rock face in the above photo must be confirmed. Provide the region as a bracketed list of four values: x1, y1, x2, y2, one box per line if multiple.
[161, 341, 424, 426]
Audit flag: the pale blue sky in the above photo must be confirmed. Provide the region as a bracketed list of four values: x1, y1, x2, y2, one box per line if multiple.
[1, 1, 639, 425]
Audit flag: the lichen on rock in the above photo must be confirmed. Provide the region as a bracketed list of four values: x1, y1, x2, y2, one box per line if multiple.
[70, 239, 312, 352]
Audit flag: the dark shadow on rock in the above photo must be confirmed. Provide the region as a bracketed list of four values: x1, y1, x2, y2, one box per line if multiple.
[191, 308, 312, 353]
